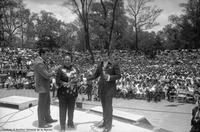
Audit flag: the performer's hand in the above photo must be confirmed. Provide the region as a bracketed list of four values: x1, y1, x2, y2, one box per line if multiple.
[82, 77, 87, 84]
[63, 82, 70, 87]
[51, 70, 56, 76]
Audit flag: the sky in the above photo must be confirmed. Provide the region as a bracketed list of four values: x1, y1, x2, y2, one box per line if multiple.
[23, 0, 188, 32]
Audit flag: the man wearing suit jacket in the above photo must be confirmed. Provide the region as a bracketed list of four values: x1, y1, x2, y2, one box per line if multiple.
[84, 50, 121, 132]
[190, 96, 200, 132]
[34, 48, 57, 128]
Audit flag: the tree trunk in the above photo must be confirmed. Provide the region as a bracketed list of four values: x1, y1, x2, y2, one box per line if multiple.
[135, 17, 138, 51]
[108, 0, 118, 54]
[21, 27, 24, 48]
[84, 22, 94, 63]
[135, 26, 138, 51]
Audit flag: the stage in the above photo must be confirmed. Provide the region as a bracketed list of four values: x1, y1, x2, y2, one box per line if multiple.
[0, 98, 155, 132]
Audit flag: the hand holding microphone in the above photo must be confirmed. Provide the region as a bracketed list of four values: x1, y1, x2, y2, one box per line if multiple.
[50, 66, 57, 77]
[82, 77, 87, 84]
[50, 70, 56, 77]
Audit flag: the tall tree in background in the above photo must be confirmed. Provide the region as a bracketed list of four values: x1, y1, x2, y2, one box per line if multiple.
[167, 0, 200, 49]
[90, 0, 121, 54]
[0, 0, 20, 45]
[126, 0, 163, 51]
[0, 0, 16, 44]
[17, 3, 31, 47]
[0, 0, 36, 47]
[63, 0, 95, 63]
[180, 0, 200, 48]
[35, 11, 63, 50]
[35, 10, 77, 51]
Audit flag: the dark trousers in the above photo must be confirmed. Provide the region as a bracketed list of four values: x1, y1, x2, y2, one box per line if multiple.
[52, 86, 56, 97]
[87, 85, 92, 101]
[190, 126, 200, 132]
[58, 96, 76, 129]
[38, 93, 52, 126]
[100, 93, 113, 130]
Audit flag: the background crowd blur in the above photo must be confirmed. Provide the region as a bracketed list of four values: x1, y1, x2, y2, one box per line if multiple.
[0, 47, 200, 104]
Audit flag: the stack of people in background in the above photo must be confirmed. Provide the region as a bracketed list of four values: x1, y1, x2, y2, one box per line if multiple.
[0, 47, 200, 103]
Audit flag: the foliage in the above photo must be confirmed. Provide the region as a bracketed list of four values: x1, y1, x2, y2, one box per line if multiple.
[0, 0, 37, 47]
[0, 0, 23, 45]
[63, 0, 95, 62]
[165, 0, 200, 49]
[35, 11, 78, 51]
[126, 0, 163, 51]
[90, 0, 127, 52]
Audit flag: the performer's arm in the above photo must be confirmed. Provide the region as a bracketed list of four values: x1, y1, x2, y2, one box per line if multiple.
[36, 63, 54, 79]
[86, 65, 100, 81]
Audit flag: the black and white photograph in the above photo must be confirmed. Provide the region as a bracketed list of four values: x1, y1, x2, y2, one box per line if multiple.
[0, 0, 200, 132]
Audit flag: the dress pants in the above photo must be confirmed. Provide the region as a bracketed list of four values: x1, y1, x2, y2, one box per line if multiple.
[100, 92, 113, 130]
[58, 96, 76, 129]
[38, 93, 52, 126]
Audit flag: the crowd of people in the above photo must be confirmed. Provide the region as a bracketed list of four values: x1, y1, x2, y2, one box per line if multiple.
[0, 47, 200, 103]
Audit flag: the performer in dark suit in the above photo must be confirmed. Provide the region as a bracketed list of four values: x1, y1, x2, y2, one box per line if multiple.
[190, 96, 200, 132]
[56, 53, 79, 132]
[34, 48, 57, 128]
[84, 50, 121, 132]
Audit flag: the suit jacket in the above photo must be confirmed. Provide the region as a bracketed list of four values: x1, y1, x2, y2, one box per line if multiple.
[34, 57, 53, 93]
[191, 106, 200, 128]
[87, 61, 121, 96]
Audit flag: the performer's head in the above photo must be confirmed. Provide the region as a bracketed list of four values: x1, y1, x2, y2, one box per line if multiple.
[64, 52, 73, 67]
[100, 49, 109, 62]
[38, 48, 50, 61]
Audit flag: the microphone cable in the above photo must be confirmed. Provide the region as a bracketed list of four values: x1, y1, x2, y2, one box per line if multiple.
[90, 119, 103, 132]
[0, 104, 34, 128]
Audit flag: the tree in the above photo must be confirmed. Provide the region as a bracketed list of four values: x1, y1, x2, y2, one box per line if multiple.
[63, 0, 95, 63]
[0, 0, 15, 45]
[0, 0, 21, 45]
[17, 4, 31, 46]
[179, 0, 200, 48]
[90, 0, 124, 52]
[35, 11, 63, 50]
[0, 0, 37, 47]
[166, 0, 200, 49]
[26, 13, 37, 46]
[168, 15, 193, 49]
[59, 22, 79, 51]
[35, 11, 78, 51]
[126, 0, 163, 51]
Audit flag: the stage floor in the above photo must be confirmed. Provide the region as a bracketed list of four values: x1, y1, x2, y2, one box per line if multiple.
[0, 105, 154, 132]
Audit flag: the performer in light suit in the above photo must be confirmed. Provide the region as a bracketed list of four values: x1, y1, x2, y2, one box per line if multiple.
[34, 48, 57, 128]
[84, 50, 121, 132]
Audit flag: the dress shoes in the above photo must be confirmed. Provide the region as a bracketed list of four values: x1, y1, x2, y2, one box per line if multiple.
[60, 129, 65, 132]
[98, 123, 105, 128]
[67, 124, 76, 128]
[102, 128, 111, 132]
[46, 119, 58, 124]
[39, 124, 52, 128]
